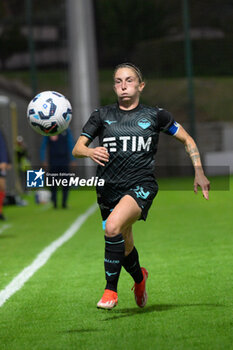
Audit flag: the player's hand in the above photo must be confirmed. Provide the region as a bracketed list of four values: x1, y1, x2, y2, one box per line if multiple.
[89, 147, 109, 166]
[194, 172, 210, 200]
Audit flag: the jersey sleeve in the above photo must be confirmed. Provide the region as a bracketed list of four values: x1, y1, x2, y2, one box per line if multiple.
[157, 109, 180, 136]
[81, 109, 102, 141]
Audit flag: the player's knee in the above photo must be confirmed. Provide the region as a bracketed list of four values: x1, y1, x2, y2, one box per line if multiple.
[105, 219, 121, 237]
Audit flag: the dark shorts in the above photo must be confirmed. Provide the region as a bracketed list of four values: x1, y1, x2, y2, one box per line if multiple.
[96, 181, 159, 229]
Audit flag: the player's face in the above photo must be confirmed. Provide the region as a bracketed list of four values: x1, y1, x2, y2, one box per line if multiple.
[113, 68, 145, 103]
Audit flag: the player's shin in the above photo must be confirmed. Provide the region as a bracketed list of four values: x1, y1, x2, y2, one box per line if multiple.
[122, 246, 143, 283]
[104, 233, 125, 292]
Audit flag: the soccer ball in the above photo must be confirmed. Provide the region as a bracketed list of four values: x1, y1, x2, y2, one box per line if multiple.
[27, 91, 72, 136]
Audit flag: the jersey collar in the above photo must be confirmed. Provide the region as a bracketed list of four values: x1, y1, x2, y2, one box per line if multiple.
[117, 102, 141, 113]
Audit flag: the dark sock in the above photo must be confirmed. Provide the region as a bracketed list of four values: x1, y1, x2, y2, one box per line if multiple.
[104, 233, 125, 292]
[122, 246, 143, 284]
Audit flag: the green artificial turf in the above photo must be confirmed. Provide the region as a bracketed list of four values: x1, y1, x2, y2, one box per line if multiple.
[0, 176, 232, 350]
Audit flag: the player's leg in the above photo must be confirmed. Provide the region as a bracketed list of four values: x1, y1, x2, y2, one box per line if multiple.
[121, 225, 148, 308]
[97, 195, 141, 309]
[122, 225, 134, 256]
[104, 195, 141, 290]
[119, 181, 159, 308]
[122, 225, 143, 281]
[98, 182, 158, 309]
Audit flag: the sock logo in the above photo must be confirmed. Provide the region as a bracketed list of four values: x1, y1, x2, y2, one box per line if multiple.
[104, 258, 120, 264]
[106, 271, 118, 277]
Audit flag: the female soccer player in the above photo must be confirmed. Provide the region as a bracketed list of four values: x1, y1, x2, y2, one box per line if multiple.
[72, 63, 210, 310]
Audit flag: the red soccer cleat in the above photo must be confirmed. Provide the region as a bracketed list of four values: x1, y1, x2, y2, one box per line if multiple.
[97, 289, 118, 310]
[132, 267, 148, 308]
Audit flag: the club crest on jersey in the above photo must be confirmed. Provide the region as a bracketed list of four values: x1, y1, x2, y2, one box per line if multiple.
[138, 118, 151, 129]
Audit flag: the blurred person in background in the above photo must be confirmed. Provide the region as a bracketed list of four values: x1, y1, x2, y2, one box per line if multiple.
[72, 63, 210, 310]
[40, 128, 75, 209]
[15, 135, 31, 192]
[0, 129, 11, 220]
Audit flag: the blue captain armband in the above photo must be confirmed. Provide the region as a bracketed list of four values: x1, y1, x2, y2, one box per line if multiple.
[166, 121, 180, 136]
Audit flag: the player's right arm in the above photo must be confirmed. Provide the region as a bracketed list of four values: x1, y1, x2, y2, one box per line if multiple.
[72, 135, 109, 167]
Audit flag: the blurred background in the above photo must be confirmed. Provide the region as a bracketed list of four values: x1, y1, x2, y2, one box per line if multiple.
[0, 0, 232, 198]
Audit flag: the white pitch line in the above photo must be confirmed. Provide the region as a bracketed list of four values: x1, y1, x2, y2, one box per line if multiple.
[0, 224, 12, 235]
[0, 203, 97, 308]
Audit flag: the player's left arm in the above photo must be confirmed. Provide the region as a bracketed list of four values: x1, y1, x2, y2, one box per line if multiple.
[174, 124, 210, 200]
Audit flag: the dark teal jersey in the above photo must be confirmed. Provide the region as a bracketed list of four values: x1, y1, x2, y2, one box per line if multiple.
[81, 103, 177, 187]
